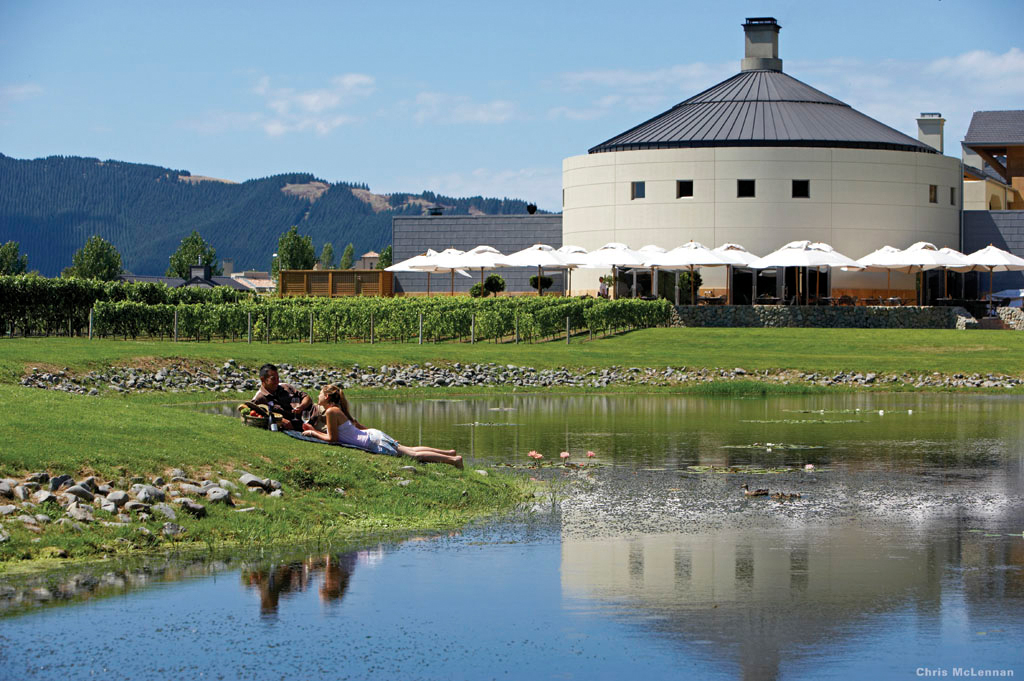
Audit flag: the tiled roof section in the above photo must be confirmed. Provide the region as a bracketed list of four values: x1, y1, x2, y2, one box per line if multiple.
[589, 70, 934, 154]
[964, 111, 1024, 146]
[963, 163, 1010, 185]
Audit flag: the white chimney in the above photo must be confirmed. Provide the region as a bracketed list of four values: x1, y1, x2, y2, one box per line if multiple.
[917, 113, 945, 154]
[741, 18, 782, 72]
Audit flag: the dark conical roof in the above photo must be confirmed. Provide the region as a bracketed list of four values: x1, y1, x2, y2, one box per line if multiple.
[589, 70, 934, 154]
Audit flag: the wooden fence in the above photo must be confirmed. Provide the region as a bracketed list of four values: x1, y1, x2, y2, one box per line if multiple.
[278, 269, 394, 298]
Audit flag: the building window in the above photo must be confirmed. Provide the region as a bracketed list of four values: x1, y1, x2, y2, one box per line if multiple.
[792, 180, 810, 198]
[676, 180, 694, 198]
[929, 185, 937, 203]
[631, 181, 645, 200]
[950, 187, 956, 206]
[737, 179, 755, 198]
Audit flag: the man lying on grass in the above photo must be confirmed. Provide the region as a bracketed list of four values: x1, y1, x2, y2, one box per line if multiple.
[303, 384, 464, 469]
[251, 363, 313, 431]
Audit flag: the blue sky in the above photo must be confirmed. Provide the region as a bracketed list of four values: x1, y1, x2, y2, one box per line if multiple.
[1, 0, 1020, 211]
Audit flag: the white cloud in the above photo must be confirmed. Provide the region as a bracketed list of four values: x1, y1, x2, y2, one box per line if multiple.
[186, 74, 373, 136]
[407, 92, 518, 125]
[0, 83, 43, 106]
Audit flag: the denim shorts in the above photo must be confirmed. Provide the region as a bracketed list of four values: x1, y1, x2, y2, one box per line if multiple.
[364, 428, 400, 457]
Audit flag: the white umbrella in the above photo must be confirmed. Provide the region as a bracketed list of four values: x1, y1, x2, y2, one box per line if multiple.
[936, 247, 973, 299]
[896, 242, 974, 304]
[408, 248, 472, 296]
[964, 244, 1024, 302]
[556, 245, 589, 294]
[458, 245, 512, 286]
[578, 243, 648, 299]
[749, 240, 861, 304]
[638, 245, 666, 299]
[645, 241, 731, 305]
[713, 243, 761, 304]
[503, 244, 573, 296]
[386, 248, 444, 295]
[850, 245, 905, 301]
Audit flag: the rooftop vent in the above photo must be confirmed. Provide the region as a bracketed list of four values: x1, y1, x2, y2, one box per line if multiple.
[917, 112, 945, 154]
[741, 17, 782, 72]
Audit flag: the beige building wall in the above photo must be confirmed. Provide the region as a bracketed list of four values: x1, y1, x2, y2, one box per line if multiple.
[563, 147, 962, 295]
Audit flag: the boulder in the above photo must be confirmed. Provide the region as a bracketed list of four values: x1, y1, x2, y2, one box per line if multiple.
[135, 486, 165, 504]
[206, 488, 233, 506]
[31, 490, 58, 505]
[178, 484, 205, 496]
[152, 503, 177, 521]
[238, 473, 267, 491]
[161, 523, 185, 537]
[64, 485, 95, 502]
[65, 503, 93, 523]
[124, 501, 152, 514]
[173, 498, 207, 519]
[106, 491, 129, 507]
[0, 481, 11, 498]
[26, 472, 49, 484]
[0, 505, 18, 516]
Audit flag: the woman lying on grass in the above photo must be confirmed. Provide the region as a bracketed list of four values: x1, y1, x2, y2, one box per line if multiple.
[304, 384, 464, 469]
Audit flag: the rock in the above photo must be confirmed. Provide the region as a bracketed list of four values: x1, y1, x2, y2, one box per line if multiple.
[124, 501, 152, 514]
[100, 501, 117, 514]
[135, 486, 166, 504]
[169, 468, 186, 479]
[162, 523, 185, 537]
[26, 472, 49, 484]
[397, 480, 412, 487]
[64, 485, 95, 502]
[475, 470, 488, 476]
[152, 503, 177, 521]
[13, 486, 30, 501]
[399, 466, 420, 475]
[266, 479, 282, 491]
[152, 476, 165, 486]
[17, 514, 39, 527]
[238, 473, 267, 491]
[106, 491, 129, 507]
[0, 481, 11, 499]
[0, 530, 8, 543]
[54, 518, 85, 531]
[232, 507, 258, 513]
[206, 487, 233, 506]
[334, 488, 346, 497]
[38, 546, 68, 559]
[0, 505, 17, 516]
[33, 514, 51, 524]
[179, 483, 205, 496]
[78, 477, 97, 492]
[65, 503, 93, 523]
[217, 479, 238, 491]
[173, 498, 207, 519]
[137, 527, 152, 537]
[31, 490, 58, 505]
[269, 490, 282, 498]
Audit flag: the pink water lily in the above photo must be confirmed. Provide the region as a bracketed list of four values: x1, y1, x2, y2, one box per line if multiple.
[586, 451, 596, 458]
[560, 451, 570, 460]
[527, 450, 543, 460]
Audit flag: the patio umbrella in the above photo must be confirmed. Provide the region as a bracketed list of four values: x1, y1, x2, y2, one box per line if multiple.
[896, 242, 973, 304]
[935, 247, 973, 298]
[713, 243, 760, 304]
[638, 245, 666, 299]
[645, 241, 731, 305]
[580, 243, 648, 299]
[963, 244, 1024, 303]
[849, 245, 906, 301]
[556, 245, 589, 295]
[407, 248, 472, 296]
[503, 244, 573, 296]
[749, 240, 861, 304]
[386, 248, 441, 295]
[458, 245, 512, 286]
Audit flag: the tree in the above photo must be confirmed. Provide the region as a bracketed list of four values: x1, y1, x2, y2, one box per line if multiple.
[0, 241, 28, 275]
[529, 275, 554, 293]
[484, 273, 505, 296]
[167, 230, 221, 278]
[66, 236, 123, 280]
[375, 245, 393, 270]
[273, 226, 315, 277]
[339, 242, 355, 269]
[319, 242, 335, 269]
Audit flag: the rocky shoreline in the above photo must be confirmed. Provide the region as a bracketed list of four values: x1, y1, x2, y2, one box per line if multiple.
[17, 359, 1024, 393]
[0, 468, 283, 548]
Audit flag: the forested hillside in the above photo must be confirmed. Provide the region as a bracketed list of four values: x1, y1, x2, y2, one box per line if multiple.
[0, 154, 541, 276]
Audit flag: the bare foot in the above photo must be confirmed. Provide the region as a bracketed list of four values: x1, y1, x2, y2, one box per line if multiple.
[453, 456, 464, 470]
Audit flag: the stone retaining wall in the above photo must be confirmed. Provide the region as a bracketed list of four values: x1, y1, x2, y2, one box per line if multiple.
[671, 305, 978, 329]
[997, 307, 1024, 330]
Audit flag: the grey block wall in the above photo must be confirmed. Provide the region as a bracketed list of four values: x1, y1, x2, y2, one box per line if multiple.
[392, 215, 563, 294]
[963, 211, 1024, 290]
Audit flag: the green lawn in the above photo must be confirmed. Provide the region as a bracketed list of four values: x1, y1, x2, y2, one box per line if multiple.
[1, 328, 1023, 381]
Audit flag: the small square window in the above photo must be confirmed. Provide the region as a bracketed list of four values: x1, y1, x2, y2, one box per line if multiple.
[676, 180, 694, 198]
[929, 185, 937, 203]
[950, 187, 956, 206]
[737, 179, 755, 198]
[792, 179, 810, 199]
[631, 181, 645, 200]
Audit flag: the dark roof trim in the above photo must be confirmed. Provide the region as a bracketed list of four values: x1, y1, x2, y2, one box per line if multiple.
[589, 139, 935, 154]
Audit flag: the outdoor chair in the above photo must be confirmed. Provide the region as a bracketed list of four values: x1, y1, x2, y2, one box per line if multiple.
[837, 295, 857, 306]
[862, 297, 882, 306]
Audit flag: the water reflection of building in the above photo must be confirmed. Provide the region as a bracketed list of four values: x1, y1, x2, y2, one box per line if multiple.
[560, 526, 1023, 681]
[241, 553, 357, 616]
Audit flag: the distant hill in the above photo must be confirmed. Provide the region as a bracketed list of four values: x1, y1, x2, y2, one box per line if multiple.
[0, 154, 544, 277]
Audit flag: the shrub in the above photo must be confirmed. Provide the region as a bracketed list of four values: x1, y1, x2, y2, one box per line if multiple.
[469, 283, 487, 298]
[529, 275, 553, 293]
[484, 274, 505, 296]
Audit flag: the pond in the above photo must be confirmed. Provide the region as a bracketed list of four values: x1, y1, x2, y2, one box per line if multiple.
[2, 394, 1022, 680]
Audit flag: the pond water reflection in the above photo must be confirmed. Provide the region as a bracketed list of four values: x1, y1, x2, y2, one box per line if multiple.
[3, 394, 1022, 680]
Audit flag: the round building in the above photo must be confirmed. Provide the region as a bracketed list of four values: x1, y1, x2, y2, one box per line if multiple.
[562, 18, 962, 300]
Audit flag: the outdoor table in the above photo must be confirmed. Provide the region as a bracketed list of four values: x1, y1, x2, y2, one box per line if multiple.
[755, 297, 780, 305]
